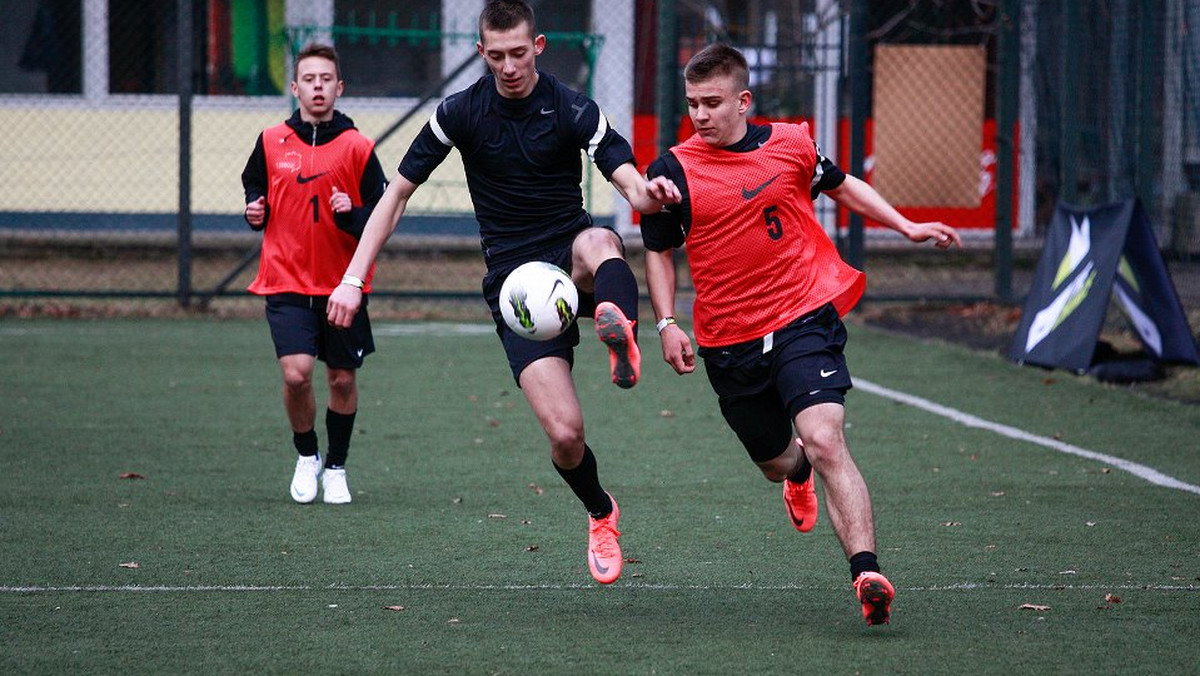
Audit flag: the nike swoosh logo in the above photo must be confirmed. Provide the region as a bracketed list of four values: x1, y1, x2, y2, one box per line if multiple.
[356, 349, 364, 358]
[820, 368, 838, 378]
[591, 552, 609, 574]
[540, 107, 555, 115]
[741, 173, 781, 200]
[297, 172, 327, 184]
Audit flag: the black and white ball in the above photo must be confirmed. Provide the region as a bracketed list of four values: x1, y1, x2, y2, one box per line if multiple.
[499, 261, 579, 341]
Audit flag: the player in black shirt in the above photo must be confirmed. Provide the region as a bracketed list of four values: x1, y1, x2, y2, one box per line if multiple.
[327, 0, 679, 585]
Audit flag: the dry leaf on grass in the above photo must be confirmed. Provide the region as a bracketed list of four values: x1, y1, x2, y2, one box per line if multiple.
[488, 513, 506, 519]
[525, 545, 539, 552]
[383, 605, 406, 612]
[1105, 593, 1122, 603]
[119, 473, 146, 480]
[119, 561, 140, 569]
[528, 482, 543, 495]
[1019, 603, 1050, 611]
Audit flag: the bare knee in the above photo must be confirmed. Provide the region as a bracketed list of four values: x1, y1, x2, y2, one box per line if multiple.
[326, 369, 357, 400]
[544, 420, 585, 464]
[281, 365, 313, 394]
[799, 425, 848, 468]
[572, 228, 624, 280]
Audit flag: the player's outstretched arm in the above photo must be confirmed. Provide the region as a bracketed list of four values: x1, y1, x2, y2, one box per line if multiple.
[644, 248, 695, 375]
[327, 174, 418, 328]
[827, 175, 961, 249]
[610, 163, 682, 214]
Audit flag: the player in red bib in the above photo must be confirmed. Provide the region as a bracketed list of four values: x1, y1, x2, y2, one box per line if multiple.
[642, 43, 961, 626]
[241, 44, 388, 506]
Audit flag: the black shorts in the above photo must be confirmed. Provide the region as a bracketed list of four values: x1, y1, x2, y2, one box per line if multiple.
[265, 293, 375, 369]
[699, 303, 853, 463]
[482, 228, 621, 383]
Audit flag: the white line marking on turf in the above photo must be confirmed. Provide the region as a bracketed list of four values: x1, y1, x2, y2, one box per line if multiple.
[373, 323, 494, 337]
[2, 582, 1195, 594]
[854, 378, 1200, 496]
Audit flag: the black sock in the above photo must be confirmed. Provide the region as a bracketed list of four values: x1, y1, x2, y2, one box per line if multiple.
[593, 258, 639, 340]
[325, 409, 356, 469]
[553, 445, 612, 518]
[849, 551, 881, 582]
[788, 452, 813, 483]
[293, 429, 319, 457]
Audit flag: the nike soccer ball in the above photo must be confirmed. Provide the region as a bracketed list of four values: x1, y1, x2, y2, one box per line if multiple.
[499, 261, 579, 341]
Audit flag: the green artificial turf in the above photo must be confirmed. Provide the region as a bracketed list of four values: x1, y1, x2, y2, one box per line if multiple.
[1, 318, 1197, 674]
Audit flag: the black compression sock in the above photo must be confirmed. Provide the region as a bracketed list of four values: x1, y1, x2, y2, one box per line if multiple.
[325, 408, 356, 469]
[553, 445, 613, 518]
[788, 453, 813, 484]
[593, 258, 639, 340]
[850, 551, 881, 582]
[293, 429, 319, 457]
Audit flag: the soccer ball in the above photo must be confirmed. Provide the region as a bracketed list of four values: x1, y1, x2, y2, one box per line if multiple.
[499, 261, 579, 341]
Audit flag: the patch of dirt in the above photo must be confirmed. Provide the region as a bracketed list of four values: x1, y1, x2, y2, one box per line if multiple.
[855, 300, 1200, 404]
[856, 301, 1024, 354]
[3, 243, 1197, 403]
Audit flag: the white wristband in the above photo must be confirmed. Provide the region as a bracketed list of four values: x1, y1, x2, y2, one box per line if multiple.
[656, 316, 677, 333]
[340, 274, 364, 289]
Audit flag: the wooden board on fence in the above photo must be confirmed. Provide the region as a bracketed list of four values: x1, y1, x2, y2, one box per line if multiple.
[872, 44, 985, 208]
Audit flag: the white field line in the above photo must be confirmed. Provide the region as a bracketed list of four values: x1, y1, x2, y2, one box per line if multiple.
[854, 378, 1200, 496]
[1, 582, 1196, 594]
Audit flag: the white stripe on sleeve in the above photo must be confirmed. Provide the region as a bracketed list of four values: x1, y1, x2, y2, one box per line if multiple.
[429, 110, 454, 147]
[586, 108, 608, 162]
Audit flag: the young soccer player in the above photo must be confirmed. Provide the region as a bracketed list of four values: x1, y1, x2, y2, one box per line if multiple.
[326, 1, 679, 583]
[641, 43, 961, 625]
[241, 43, 388, 505]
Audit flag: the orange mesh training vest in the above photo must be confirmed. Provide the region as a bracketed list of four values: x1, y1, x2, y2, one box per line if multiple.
[672, 122, 865, 347]
[248, 122, 376, 296]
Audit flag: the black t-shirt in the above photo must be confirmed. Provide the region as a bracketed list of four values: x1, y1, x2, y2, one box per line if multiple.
[640, 123, 847, 252]
[399, 71, 636, 267]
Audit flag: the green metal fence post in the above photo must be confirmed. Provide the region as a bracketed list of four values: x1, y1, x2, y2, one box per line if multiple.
[178, 0, 194, 308]
[846, 0, 869, 270]
[1060, 0, 1080, 204]
[656, 0, 679, 157]
[995, 0, 1020, 301]
[1135, 0, 1158, 216]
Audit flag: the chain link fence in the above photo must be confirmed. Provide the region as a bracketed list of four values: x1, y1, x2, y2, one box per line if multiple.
[0, 0, 1196, 329]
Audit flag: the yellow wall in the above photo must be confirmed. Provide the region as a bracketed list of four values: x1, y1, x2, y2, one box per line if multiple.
[0, 105, 616, 217]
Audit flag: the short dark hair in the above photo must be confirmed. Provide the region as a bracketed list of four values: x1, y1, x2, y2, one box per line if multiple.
[479, 0, 536, 38]
[293, 43, 340, 81]
[683, 43, 749, 91]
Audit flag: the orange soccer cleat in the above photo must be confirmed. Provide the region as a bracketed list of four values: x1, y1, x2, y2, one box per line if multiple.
[782, 476, 818, 532]
[853, 571, 895, 626]
[594, 302, 640, 389]
[587, 494, 623, 584]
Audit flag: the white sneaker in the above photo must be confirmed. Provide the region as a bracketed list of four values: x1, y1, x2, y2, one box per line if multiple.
[322, 468, 352, 504]
[289, 454, 322, 503]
